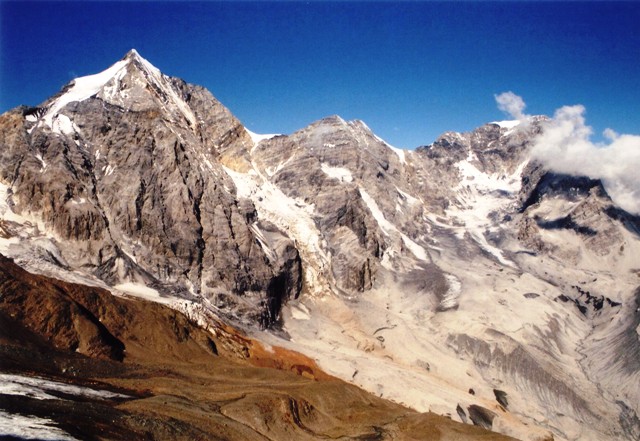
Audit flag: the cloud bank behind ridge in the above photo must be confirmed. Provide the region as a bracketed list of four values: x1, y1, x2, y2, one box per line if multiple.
[495, 92, 640, 215]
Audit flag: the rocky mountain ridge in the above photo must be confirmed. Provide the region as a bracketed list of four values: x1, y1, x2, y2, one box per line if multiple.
[1, 50, 639, 441]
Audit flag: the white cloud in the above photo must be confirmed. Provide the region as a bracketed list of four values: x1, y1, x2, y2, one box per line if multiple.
[495, 91, 528, 121]
[603, 128, 619, 141]
[527, 102, 640, 215]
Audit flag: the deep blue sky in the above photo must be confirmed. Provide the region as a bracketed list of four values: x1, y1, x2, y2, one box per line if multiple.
[1, 1, 639, 148]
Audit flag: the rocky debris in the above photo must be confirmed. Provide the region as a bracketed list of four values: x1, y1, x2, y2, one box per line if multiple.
[457, 404, 468, 423]
[518, 170, 607, 213]
[571, 285, 621, 315]
[447, 332, 597, 425]
[579, 288, 640, 441]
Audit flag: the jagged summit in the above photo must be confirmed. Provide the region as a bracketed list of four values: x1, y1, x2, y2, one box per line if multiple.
[27, 49, 196, 132]
[123, 47, 143, 60]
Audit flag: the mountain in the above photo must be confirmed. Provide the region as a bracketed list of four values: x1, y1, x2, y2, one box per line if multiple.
[1, 50, 639, 441]
[1, 49, 301, 328]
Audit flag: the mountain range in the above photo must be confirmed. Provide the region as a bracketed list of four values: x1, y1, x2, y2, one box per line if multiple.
[1, 49, 639, 441]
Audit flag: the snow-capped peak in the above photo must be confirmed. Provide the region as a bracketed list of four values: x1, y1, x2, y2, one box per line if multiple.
[39, 56, 130, 128]
[38, 49, 196, 131]
[124, 48, 143, 60]
[491, 119, 524, 137]
[121, 48, 164, 82]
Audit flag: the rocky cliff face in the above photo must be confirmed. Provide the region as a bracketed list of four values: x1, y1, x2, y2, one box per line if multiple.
[1, 51, 639, 441]
[0, 50, 300, 327]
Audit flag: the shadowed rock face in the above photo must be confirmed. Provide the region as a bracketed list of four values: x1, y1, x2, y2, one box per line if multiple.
[468, 405, 497, 430]
[0, 254, 516, 441]
[494, 389, 509, 409]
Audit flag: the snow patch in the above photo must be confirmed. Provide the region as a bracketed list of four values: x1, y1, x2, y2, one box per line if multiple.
[40, 58, 130, 128]
[51, 113, 79, 137]
[68, 198, 87, 205]
[439, 274, 461, 310]
[491, 119, 523, 137]
[0, 181, 49, 239]
[320, 163, 353, 183]
[401, 234, 429, 262]
[370, 132, 406, 164]
[0, 411, 79, 441]
[442, 152, 526, 267]
[0, 373, 129, 401]
[121, 248, 137, 264]
[249, 223, 278, 262]
[492, 120, 521, 130]
[246, 129, 279, 146]
[396, 187, 419, 205]
[0, 374, 129, 440]
[114, 282, 171, 304]
[35, 154, 47, 172]
[290, 303, 311, 320]
[391, 146, 406, 164]
[104, 164, 116, 176]
[359, 188, 396, 236]
[360, 187, 429, 262]
[223, 165, 331, 296]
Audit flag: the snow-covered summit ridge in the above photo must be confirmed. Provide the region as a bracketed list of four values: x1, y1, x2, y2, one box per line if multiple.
[492, 120, 521, 129]
[37, 54, 131, 128]
[36, 49, 196, 130]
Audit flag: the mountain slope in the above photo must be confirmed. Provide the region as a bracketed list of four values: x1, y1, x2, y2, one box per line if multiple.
[1, 50, 639, 441]
[0, 253, 514, 441]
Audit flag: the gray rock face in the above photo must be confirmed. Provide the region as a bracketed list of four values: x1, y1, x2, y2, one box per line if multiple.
[250, 117, 388, 294]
